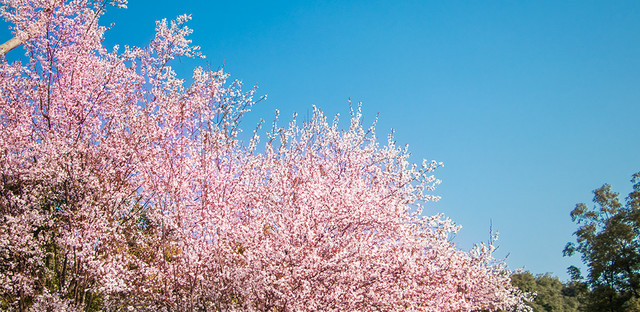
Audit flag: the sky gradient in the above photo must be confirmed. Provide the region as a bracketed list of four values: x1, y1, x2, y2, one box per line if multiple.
[5, 0, 639, 281]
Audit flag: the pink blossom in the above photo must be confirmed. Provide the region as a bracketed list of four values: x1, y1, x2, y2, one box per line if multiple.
[0, 0, 531, 311]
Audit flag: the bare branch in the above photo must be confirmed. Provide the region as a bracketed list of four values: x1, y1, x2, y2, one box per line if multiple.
[0, 36, 23, 58]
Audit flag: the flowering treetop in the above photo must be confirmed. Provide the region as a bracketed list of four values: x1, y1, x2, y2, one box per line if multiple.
[0, 0, 531, 311]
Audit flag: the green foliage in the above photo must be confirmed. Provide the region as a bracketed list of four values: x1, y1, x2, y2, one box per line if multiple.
[510, 272, 580, 312]
[564, 172, 640, 312]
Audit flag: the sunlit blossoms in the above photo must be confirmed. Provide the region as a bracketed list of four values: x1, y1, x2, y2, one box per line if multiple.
[0, 0, 530, 311]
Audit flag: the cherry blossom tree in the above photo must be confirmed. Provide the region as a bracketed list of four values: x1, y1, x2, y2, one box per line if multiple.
[0, 0, 530, 311]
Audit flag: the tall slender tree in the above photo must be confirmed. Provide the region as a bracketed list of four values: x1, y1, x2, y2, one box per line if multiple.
[564, 172, 640, 312]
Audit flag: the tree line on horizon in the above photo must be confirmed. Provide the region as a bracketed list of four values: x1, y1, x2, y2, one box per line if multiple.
[513, 172, 640, 312]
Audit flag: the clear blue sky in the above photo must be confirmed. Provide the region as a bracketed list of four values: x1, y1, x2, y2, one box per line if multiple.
[6, 0, 640, 281]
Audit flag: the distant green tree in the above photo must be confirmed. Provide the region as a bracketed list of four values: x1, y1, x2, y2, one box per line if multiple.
[510, 272, 580, 312]
[564, 172, 640, 312]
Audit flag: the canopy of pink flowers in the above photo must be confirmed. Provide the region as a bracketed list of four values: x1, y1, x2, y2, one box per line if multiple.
[0, 0, 530, 311]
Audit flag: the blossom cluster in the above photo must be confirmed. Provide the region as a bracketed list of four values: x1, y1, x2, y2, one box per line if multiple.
[0, 0, 531, 311]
